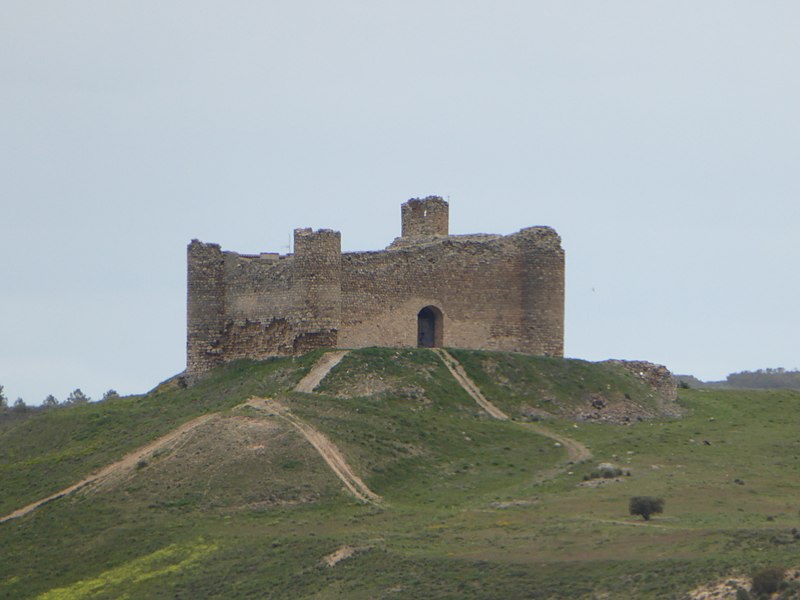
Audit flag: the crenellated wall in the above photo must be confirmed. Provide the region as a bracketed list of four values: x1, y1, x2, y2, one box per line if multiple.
[186, 196, 565, 377]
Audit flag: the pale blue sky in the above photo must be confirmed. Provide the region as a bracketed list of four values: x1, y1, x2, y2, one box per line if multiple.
[2, 2, 798, 403]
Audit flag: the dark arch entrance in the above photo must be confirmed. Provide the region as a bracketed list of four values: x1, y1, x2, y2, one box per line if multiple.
[417, 306, 443, 348]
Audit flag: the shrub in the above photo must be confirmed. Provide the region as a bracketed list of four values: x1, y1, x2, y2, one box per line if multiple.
[750, 566, 785, 597]
[629, 496, 664, 521]
[598, 463, 623, 478]
[584, 463, 624, 481]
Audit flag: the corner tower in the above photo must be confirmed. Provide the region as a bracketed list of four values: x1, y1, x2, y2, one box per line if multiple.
[186, 240, 225, 375]
[401, 196, 449, 238]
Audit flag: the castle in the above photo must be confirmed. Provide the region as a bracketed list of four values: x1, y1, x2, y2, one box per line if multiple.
[187, 196, 565, 376]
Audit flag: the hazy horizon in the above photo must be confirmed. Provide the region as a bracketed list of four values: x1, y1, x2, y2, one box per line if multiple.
[2, 2, 798, 404]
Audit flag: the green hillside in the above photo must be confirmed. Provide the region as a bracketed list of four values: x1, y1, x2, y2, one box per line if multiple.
[1, 348, 799, 599]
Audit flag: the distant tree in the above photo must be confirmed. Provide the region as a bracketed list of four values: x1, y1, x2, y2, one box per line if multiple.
[101, 389, 119, 401]
[12, 398, 27, 412]
[42, 395, 59, 408]
[66, 389, 90, 405]
[0, 385, 6, 409]
[629, 496, 664, 521]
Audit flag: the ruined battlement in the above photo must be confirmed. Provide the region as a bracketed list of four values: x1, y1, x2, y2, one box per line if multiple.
[401, 195, 449, 238]
[187, 196, 565, 376]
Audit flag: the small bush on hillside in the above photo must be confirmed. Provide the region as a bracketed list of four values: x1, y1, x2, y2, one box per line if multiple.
[584, 463, 628, 481]
[597, 463, 623, 478]
[629, 496, 664, 521]
[750, 566, 785, 597]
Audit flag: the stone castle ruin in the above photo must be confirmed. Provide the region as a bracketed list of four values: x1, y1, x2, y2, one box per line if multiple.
[187, 196, 565, 376]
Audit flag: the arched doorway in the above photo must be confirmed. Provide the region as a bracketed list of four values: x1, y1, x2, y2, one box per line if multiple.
[417, 306, 443, 348]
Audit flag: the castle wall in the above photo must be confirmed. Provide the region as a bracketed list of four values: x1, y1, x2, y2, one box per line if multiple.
[220, 252, 299, 359]
[338, 230, 562, 354]
[203, 229, 343, 363]
[186, 197, 565, 376]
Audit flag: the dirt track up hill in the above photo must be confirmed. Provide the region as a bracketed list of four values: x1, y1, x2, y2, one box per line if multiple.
[0, 351, 375, 523]
[0, 413, 216, 524]
[244, 397, 381, 504]
[295, 351, 348, 393]
[434, 349, 591, 466]
[3, 349, 592, 523]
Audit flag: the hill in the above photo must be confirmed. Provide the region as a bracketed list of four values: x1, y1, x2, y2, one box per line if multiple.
[678, 368, 800, 391]
[1, 348, 799, 599]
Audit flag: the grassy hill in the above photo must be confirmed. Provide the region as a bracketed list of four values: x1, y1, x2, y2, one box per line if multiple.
[1, 348, 799, 599]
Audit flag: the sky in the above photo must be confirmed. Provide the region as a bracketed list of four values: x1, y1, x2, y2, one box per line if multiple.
[1, 1, 798, 404]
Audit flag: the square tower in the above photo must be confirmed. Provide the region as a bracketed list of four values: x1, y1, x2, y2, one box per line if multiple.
[401, 196, 449, 238]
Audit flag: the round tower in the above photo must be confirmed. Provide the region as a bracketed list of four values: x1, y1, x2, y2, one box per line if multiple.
[186, 239, 225, 375]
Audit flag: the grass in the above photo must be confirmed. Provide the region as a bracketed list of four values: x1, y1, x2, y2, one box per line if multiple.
[0, 354, 318, 515]
[2, 348, 800, 598]
[448, 348, 670, 417]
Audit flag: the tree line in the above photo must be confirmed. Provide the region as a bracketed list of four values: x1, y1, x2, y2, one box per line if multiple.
[0, 385, 119, 412]
[725, 368, 800, 390]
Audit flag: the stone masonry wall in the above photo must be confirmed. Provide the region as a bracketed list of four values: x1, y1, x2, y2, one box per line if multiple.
[220, 251, 298, 359]
[517, 227, 565, 356]
[187, 240, 225, 374]
[401, 196, 449, 238]
[293, 228, 342, 352]
[186, 197, 565, 376]
[339, 228, 563, 355]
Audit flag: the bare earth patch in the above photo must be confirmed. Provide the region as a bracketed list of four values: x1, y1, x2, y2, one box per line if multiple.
[687, 567, 800, 599]
[577, 477, 627, 488]
[686, 576, 751, 599]
[322, 545, 356, 567]
[294, 351, 348, 393]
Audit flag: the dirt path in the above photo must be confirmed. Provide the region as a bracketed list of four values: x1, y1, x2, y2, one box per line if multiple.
[245, 397, 381, 504]
[1, 352, 362, 524]
[434, 349, 509, 420]
[294, 351, 348, 393]
[0, 413, 216, 524]
[524, 422, 592, 464]
[434, 349, 591, 466]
